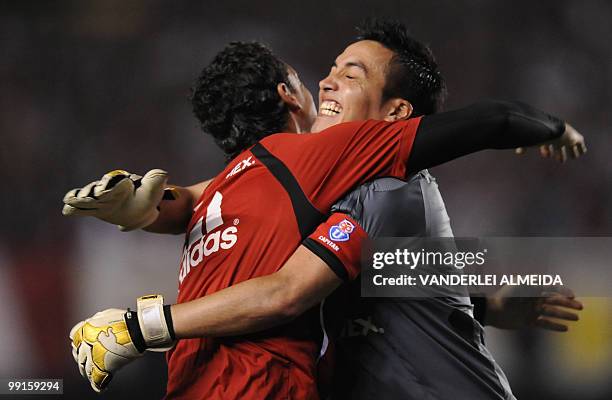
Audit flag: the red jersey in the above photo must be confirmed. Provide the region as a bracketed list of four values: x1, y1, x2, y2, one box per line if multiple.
[165, 118, 421, 399]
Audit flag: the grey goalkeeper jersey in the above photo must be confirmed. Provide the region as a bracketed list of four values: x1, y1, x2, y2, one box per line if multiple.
[326, 171, 515, 400]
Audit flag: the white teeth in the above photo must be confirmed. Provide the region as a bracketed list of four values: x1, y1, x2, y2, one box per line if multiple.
[320, 100, 342, 116]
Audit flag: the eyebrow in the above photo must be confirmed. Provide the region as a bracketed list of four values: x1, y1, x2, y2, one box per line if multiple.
[332, 61, 368, 76]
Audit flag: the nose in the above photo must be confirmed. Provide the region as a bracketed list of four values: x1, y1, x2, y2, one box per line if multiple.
[319, 73, 338, 93]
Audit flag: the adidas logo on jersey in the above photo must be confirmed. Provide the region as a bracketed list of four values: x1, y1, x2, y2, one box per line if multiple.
[226, 156, 255, 179]
[179, 192, 238, 284]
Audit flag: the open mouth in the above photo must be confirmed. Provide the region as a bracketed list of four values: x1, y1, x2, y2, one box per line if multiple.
[319, 100, 343, 116]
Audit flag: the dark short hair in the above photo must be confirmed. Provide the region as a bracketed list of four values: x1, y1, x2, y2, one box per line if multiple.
[190, 41, 292, 160]
[356, 18, 447, 115]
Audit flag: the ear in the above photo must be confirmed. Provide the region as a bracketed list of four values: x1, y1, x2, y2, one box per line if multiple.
[277, 83, 301, 111]
[382, 99, 413, 122]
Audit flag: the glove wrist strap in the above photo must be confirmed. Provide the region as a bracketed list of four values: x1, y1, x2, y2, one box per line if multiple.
[136, 295, 175, 350]
[124, 309, 147, 353]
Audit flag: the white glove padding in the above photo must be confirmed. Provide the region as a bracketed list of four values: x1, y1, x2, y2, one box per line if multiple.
[62, 169, 169, 231]
[70, 295, 175, 393]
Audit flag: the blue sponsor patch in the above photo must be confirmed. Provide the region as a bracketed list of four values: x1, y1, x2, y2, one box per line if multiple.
[329, 219, 355, 242]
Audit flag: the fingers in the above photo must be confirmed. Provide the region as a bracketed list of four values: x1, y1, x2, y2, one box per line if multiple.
[530, 290, 583, 332]
[138, 169, 169, 201]
[76, 342, 107, 393]
[540, 304, 580, 321]
[572, 142, 586, 158]
[63, 183, 100, 215]
[141, 169, 168, 189]
[69, 322, 83, 367]
[95, 170, 132, 197]
[63, 171, 136, 218]
[77, 181, 99, 199]
[549, 144, 587, 163]
[542, 294, 583, 311]
[94, 175, 133, 200]
[63, 188, 78, 203]
[62, 204, 100, 217]
[566, 140, 587, 159]
[545, 286, 575, 299]
[71, 343, 79, 365]
[556, 146, 568, 163]
[534, 316, 569, 332]
[63, 186, 97, 208]
[518, 143, 582, 163]
[553, 123, 586, 162]
[71, 321, 91, 384]
[144, 168, 168, 178]
[77, 341, 91, 380]
[69, 321, 84, 341]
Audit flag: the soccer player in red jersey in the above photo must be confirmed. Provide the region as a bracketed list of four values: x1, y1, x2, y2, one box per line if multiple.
[66, 30, 586, 399]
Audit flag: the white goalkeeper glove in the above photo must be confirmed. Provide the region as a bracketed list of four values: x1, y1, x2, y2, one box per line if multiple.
[69, 295, 176, 393]
[62, 169, 176, 231]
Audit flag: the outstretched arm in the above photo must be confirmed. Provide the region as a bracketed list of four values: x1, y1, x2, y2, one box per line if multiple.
[407, 100, 585, 174]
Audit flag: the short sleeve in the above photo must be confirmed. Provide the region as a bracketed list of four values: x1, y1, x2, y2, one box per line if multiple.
[302, 213, 367, 281]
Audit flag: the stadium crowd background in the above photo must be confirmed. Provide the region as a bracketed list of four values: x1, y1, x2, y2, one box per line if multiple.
[1, 1, 610, 399]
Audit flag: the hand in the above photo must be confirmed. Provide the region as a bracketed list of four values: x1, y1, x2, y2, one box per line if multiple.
[63, 169, 173, 231]
[70, 309, 143, 393]
[485, 286, 583, 332]
[70, 295, 174, 393]
[515, 123, 587, 162]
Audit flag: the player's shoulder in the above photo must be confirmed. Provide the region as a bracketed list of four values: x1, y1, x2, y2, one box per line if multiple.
[260, 120, 384, 146]
[317, 118, 420, 138]
[316, 119, 391, 135]
[258, 131, 297, 147]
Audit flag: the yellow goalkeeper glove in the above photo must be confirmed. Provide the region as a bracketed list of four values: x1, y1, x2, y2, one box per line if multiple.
[69, 295, 175, 393]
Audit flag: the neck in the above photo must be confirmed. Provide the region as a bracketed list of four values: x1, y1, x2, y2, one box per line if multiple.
[285, 113, 301, 133]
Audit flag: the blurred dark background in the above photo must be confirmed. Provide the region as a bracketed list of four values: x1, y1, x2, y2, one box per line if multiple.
[0, 1, 610, 399]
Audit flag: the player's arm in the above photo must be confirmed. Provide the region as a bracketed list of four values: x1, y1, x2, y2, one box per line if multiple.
[70, 214, 362, 391]
[172, 213, 362, 337]
[172, 244, 342, 337]
[70, 248, 342, 392]
[272, 100, 585, 212]
[69, 254, 336, 393]
[144, 180, 211, 234]
[406, 100, 586, 174]
[63, 169, 211, 234]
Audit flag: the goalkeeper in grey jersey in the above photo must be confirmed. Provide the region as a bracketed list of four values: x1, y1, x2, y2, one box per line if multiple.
[324, 172, 513, 399]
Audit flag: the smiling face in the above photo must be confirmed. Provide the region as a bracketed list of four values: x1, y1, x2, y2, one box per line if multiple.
[310, 40, 396, 132]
